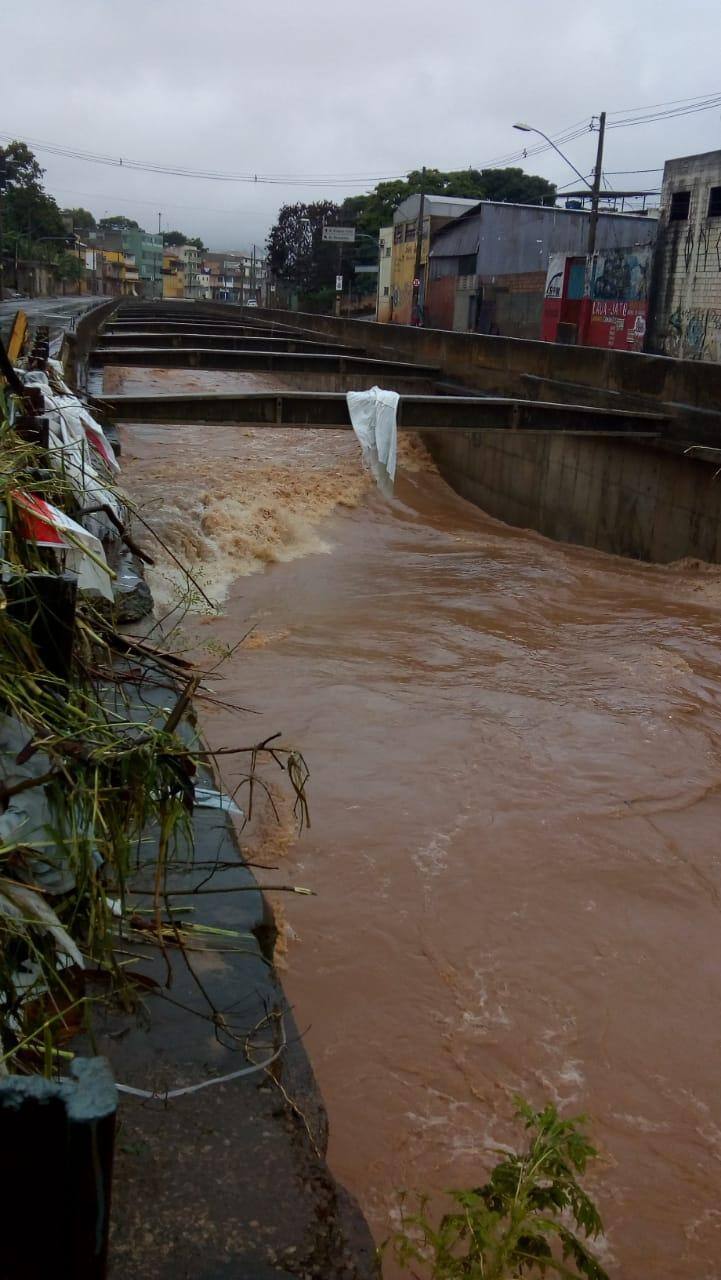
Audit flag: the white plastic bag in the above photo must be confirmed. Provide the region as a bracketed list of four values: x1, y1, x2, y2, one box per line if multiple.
[346, 387, 399, 493]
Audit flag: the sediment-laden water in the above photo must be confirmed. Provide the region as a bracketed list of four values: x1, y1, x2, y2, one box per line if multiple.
[117, 366, 721, 1278]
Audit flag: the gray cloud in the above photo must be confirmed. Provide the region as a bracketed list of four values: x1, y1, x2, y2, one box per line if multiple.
[2, 0, 720, 249]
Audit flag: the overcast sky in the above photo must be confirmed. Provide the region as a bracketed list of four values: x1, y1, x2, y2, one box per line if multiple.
[2, 0, 720, 251]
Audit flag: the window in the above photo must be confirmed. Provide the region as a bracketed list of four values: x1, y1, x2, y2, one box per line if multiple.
[383, 286, 389, 296]
[669, 190, 690, 221]
[708, 186, 721, 217]
[385, 246, 391, 258]
[393, 224, 403, 244]
[404, 220, 417, 242]
[458, 254, 476, 275]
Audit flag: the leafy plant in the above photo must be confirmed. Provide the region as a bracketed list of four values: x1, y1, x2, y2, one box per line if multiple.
[389, 1099, 609, 1280]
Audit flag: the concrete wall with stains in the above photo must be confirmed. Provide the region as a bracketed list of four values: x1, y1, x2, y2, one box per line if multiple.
[648, 149, 721, 362]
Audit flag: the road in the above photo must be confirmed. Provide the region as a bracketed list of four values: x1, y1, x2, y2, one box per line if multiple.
[0, 294, 98, 348]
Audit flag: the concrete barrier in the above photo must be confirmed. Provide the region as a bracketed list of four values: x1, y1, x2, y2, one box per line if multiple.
[242, 306, 721, 563]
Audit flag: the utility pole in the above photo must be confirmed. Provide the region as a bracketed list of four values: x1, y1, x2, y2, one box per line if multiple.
[586, 112, 606, 257]
[411, 166, 426, 326]
[0, 155, 6, 300]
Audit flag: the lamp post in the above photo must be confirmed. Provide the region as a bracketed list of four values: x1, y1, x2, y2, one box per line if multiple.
[513, 115, 606, 255]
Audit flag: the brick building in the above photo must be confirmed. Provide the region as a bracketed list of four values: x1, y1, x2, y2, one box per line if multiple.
[647, 149, 721, 361]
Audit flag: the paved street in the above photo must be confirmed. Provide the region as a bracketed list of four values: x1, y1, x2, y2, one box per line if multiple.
[0, 294, 98, 347]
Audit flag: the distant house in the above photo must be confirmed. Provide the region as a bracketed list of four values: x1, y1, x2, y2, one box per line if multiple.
[647, 149, 721, 361]
[162, 252, 184, 300]
[427, 201, 657, 341]
[204, 249, 267, 305]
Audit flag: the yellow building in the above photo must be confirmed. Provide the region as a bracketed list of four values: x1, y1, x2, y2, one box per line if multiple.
[376, 226, 393, 322]
[100, 248, 125, 296]
[162, 252, 184, 300]
[387, 195, 479, 325]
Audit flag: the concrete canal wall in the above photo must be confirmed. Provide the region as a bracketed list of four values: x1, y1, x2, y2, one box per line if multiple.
[244, 306, 721, 564]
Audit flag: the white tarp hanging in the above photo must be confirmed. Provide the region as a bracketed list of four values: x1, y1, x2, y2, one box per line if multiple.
[346, 387, 399, 493]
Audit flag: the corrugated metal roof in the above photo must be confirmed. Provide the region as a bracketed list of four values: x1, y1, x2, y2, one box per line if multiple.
[393, 194, 479, 223]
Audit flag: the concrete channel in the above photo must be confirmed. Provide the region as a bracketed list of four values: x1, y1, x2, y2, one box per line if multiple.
[80, 298, 721, 1277]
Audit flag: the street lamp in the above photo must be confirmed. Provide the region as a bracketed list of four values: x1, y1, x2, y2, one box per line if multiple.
[513, 116, 606, 255]
[512, 123, 591, 190]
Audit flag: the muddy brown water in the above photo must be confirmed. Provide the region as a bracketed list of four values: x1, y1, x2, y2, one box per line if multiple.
[114, 366, 721, 1278]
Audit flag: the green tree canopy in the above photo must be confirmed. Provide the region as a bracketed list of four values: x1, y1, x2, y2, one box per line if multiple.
[0, 140, 65, 245]
[163, 231, 206, 251]
[338, 166, 557, 242]
[62, 207, 96, 232]
[98, 215, 140, 232]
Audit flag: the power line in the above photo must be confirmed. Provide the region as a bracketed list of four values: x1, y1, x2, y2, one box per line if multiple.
[607, 88, 721, 116]
[0, 132, 405, 187]
[4, 85, 720, 200]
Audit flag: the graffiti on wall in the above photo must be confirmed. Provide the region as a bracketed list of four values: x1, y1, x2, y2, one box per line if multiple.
[590, 248, 651, 302]
[666, 306, 721, 361]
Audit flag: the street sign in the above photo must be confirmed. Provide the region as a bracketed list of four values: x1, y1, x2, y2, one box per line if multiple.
[335, 275, 343, 292]
[323, 226, 356, 243]
[412, 277, 421, 288]
[354, 264, 379, 273]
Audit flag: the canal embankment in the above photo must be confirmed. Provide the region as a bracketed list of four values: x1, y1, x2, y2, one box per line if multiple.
[245, 305, 721, 563]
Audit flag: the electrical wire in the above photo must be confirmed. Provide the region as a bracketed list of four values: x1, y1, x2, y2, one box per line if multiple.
[0, 132, 405, 187]
[3, 87, 719, 198]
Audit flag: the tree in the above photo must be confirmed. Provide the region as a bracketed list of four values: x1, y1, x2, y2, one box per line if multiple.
[266, 200, 342, 293]
[0, 141, 65, 245]
[339, 167, 557, 244]
[163, 230, 206, 251]
[62, 207, 96, 232]
[389, 1099, 608, 1280]
[0, 141, 45, 190]
[54, 252, 84, 283]
[98, 215, 140, 232]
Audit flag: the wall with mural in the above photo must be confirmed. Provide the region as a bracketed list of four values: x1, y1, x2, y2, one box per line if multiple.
[541, 246, 652, 350]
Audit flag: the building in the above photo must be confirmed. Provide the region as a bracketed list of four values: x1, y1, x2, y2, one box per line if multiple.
[205, 252, 244, 303]
[204, 249, 268, 304]
[88, 228, 162, 298]
[426, 201, 657, 339]
[376, 226, 393, 322]
[197, 266, 211, 300]
[162, 251, 184, 300]
[541, 245, 654, 350]
[388, 194, 479, 325]
[647, 149, 721, 361]
[170, 243, 201, 299]
[99, 248, 126, 296]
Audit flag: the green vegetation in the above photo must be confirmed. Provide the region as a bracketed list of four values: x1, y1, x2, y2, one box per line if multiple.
[0, 141, 67, 257]
[62, 207, 97, 233]
[388, 1099, 608, 1280]
[163, 230, 206, 251]
[97, 215, 140, 232]
[0, 374, 308, 1074]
